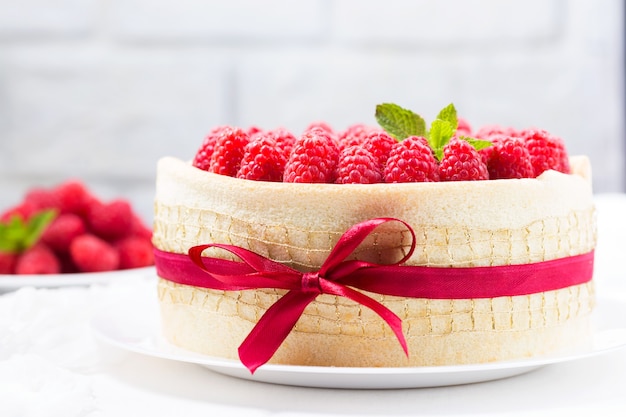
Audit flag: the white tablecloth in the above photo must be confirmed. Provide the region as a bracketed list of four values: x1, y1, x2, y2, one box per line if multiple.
[2, 194, 626, 417]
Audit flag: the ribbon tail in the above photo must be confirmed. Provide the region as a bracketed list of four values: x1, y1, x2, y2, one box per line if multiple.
[238, 291, 318, 374]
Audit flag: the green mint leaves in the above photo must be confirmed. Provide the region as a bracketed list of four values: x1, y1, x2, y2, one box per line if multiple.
[375, 103, 426, 140]
[0, 209, 56, 253]
[375, 102, 492, 161]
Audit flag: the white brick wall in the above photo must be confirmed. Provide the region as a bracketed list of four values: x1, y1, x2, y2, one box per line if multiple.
[0, 0, 623, 223]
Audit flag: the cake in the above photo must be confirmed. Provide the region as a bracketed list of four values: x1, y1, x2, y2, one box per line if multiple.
[152, 104, 596, 372]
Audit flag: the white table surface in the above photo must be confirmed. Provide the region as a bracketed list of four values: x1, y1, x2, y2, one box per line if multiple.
[2, 193, 626, 417]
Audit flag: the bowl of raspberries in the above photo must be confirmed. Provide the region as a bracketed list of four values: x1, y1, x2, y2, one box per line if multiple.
[0, 179, 154, 286]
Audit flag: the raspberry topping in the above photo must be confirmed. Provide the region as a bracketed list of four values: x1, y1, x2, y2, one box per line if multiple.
[191, 103, 573, 185]
[192, 125, 231, 171]
[362, 131, 396, 170]
[208, 127, 251, 177]
[283, 130, 339, 183]
[485, 137, 534, 179]
[334, 146, 382, 184]
[520, 128, 571, 176]
[456, 117, 473, 136]
[237, 135, 286, 182]
[384, 136, 440, 183]
[337, 124, 382, 150]
[439, 139, 489, 181]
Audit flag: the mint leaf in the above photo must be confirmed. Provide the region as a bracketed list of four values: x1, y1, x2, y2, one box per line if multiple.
[459, 136, 493, 152]
[24, 210, 56, 248]
[375, 103, 426, 140]
[0, 209, 56, 253]
[428, 119, 455, 161]
[435, 103, 458, 132]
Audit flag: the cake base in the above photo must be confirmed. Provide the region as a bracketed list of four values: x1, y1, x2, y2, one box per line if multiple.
[158, 278, 594, 367]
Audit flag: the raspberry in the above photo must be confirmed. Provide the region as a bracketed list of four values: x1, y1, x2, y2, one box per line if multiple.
[384, 136, 440, 183]
[520, 128, 571, 176]
[362, 131, 396, 170]
[0, 202, 38, 222]
[269, 128, 297, 158]
[486, 137, 534, 179]
[456, 117, 473, 136]
[41, 213, 86, 253]
[0, 251, 18, 274]
[337, 124, 381, 150]
[246, 125, 263, 137]
[130, 214, 153, 240]
[305, 121, 335, 136]
[208, 127, 251, 177]
[439, 139, 489, 181]
[24, 187, 60, 212]
[192, 125, 231, 171]
[334, 146, 382, 184]
[54, 180, 93, 216]
[283, 130, 339, 183]
[70, 234, 120, 272]
[116, 236, 154, 269]
[478, 135, 503, 165]
[236, 135, 286, 182]
[475, 125, 518, 140]
[15, 243, 61, 275]
[87, 199, 133, 241]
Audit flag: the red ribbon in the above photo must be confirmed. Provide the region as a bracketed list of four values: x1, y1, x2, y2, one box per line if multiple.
[154, 218, 594, 373]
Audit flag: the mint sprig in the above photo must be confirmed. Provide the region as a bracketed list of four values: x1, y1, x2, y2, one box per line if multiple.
[0, 209, 57, 253]
[375, 102, 492, 161]
[375, 103, 426, 140]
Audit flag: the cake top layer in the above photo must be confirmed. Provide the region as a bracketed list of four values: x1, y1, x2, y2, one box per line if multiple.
[156, 155, 593, 231]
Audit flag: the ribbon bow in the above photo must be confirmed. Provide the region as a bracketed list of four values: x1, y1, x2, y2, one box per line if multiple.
[188, 217, 414, 373]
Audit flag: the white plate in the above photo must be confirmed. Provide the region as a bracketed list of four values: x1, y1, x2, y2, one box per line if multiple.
[0, 266, 156, 292]
[91, 292, 626, 389]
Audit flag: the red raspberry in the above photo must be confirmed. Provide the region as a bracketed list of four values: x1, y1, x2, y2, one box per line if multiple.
[475, 125, 518, 140]
[54, 180, 93, 216]
[269, 128, 297, 158]
[384, 136, 440, 183]
[70, 234, 120, 272]
[1, 202, 38, 222]
[236, 135, 287, 182]
[246, 125, 263, 137]
[520, 128, 570, 176]
[15, 243, 61, 275]
[192, 125, 231, 171]
[283, 130, 339, 183]
[208, 127, 251, 177]
[334, 146, 382, 184]
[0, 251, 18, 274]
[87, 199, 133, 241]
[486, 137, 534, 179]
[337, 124, 381, 150]
[362, 131, 396, 170]
[456, 117, 473, 136]
[439, 139, 489, 181]
[305, 121, 335, 136]
[24, 187, 60, 212]
[116, 236, 154, 269]
[41, 213, 86, 253]
[130, 214, 153, 240]
[478, 135, 505, 165]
